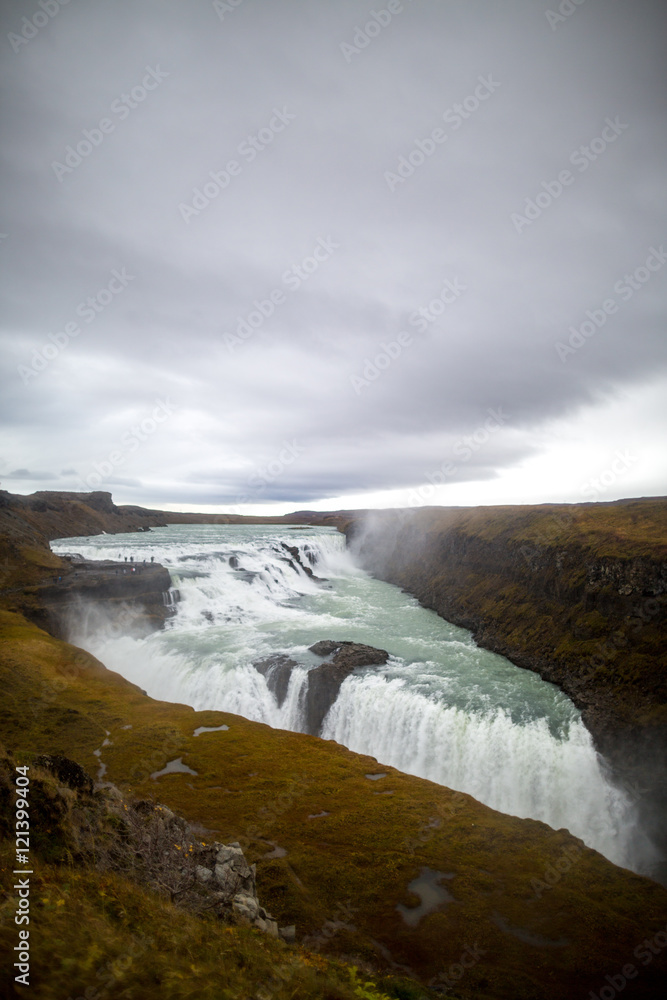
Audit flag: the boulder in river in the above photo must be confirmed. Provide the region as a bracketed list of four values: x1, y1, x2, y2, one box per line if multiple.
[253, 654, 298, 708]
[303, 641, 389, 735]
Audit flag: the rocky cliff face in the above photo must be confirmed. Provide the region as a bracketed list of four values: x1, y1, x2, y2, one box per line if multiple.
[0, 492, 176, 639]
[31, 559, 174, 640]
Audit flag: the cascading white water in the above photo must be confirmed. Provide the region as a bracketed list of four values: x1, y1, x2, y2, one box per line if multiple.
[322, 677, 639, 865]
[51, 523, 658, 875]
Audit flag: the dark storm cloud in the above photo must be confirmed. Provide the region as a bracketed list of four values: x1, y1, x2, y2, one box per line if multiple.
[1, 0, 665, 506]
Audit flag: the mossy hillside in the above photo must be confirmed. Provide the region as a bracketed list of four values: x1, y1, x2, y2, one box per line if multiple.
[0, 848, 416, 1000]
[419, 499, 667, 559]
[2, 612, 667, 998]
[1, 750, 425, 1000]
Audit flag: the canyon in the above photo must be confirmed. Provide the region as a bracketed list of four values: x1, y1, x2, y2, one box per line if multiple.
[1, 488, 666, 999]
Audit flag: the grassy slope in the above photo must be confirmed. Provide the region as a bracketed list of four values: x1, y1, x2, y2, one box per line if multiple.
[1, 610, 667, 999]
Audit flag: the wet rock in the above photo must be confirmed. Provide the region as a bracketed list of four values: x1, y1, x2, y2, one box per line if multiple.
[304, 641, 389, 735]
[308, 640, 339, 657]
[253, 654, 297, 708]
[33, 754, 94, 794]
[280, 543, 325, 582]
[33, 560, 173, 641]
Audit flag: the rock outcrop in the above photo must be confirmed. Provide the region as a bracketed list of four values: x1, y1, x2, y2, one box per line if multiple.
[2, 750, 290, 940]
[253, 642, 390, 730]
[303, 641, 389, 734]
[280, 542, 323, 582]
[30, 558, 174, 640]
[253, 654, 297, 708]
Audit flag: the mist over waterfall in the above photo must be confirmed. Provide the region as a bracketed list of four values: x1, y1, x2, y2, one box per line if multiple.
[52, 524, 659, 875]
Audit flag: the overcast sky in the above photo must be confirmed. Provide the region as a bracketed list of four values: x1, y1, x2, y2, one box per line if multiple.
[1, 0, 665, 513]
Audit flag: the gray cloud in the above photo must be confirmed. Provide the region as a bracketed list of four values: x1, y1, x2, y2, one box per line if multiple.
[1, 0, 665, 508]
[6, 469, 58, 481]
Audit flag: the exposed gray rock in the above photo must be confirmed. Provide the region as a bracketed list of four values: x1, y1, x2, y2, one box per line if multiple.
[205, 841, 294, 939]
[253, 654, 297, 707]
[232, 890, 260, 922]
[303, 641, 389, 735]
[280, 542, 323, 580]
[308, 640, 340, 656]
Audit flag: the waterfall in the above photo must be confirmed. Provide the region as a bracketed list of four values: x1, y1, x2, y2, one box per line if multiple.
[51, 523, 659, 875]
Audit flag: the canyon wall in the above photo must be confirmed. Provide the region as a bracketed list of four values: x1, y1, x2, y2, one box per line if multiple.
[344, 499, 667, 860]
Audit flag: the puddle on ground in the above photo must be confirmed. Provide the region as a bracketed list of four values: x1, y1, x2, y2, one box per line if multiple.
[308, 810, 330, 819]
[396, 868, 455, 928]
[151, 757, 199, 780]
[264, 842, 287, 858]
[92, 747, 107, 780]
[193, 724, 229, 737]
[365, 773, 387, 781]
